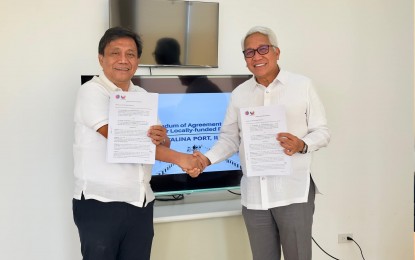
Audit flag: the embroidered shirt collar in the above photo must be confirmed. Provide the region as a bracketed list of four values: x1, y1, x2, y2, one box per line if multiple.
[97, 73, 134, 92]
[253, 69, 288, 89]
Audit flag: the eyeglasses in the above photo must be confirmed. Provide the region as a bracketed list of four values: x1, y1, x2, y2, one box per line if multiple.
[242, 45, 275, 58]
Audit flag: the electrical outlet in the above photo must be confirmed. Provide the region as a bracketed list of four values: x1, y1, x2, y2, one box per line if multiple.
[338, 233, 353, 243]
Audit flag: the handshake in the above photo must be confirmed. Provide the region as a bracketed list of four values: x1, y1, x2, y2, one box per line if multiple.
[178, 151, 211, 178]
[148, 125, 211, 177]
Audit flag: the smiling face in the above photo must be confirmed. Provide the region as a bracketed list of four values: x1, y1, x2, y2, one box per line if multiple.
[98, 37, 139, 91]
[243, 32, 280, 87]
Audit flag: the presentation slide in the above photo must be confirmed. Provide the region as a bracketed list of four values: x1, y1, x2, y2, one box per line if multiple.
[152, 93, 241, 175]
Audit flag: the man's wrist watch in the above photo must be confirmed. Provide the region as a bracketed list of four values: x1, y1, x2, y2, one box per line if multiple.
[300, 141, 308, 154]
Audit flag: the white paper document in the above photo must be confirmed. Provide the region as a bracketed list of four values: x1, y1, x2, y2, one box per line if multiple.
[240, 105, 291, 177]
[107, 92, 158, 164]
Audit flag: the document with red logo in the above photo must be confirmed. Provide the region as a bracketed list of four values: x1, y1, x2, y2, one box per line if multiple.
[240, 105, 291, 176]
[107, 92, 158, 164]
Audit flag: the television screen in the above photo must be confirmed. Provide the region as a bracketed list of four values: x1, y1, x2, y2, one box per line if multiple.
[80, 75, 251, 196]
[132, 75, 251, 195]
[109, 0, 219, 68]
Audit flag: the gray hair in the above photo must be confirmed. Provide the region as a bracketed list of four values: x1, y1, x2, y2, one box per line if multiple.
[241, 26, 278, 50]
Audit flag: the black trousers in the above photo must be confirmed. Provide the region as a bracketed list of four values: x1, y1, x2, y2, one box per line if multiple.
[72, 196, 154, 260]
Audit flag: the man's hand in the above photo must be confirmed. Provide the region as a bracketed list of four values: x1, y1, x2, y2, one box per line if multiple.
[276, 132, 305, 156]
[192, 151, 211, 170]
[178, 154, 202, 178]
[148, 125, 169, 146]
[183, 151, 211, 177]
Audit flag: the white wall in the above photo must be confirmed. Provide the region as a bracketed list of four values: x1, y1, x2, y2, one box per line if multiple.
[0, 0, 412, 259]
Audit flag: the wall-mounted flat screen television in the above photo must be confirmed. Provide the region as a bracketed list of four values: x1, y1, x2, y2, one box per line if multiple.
[132, 75, 251, 195]
[80, 75, 251, 196]
[109, 0, 219, 68]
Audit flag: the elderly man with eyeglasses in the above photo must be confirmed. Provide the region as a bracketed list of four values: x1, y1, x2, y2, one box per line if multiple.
[191, 26, 330, 260]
